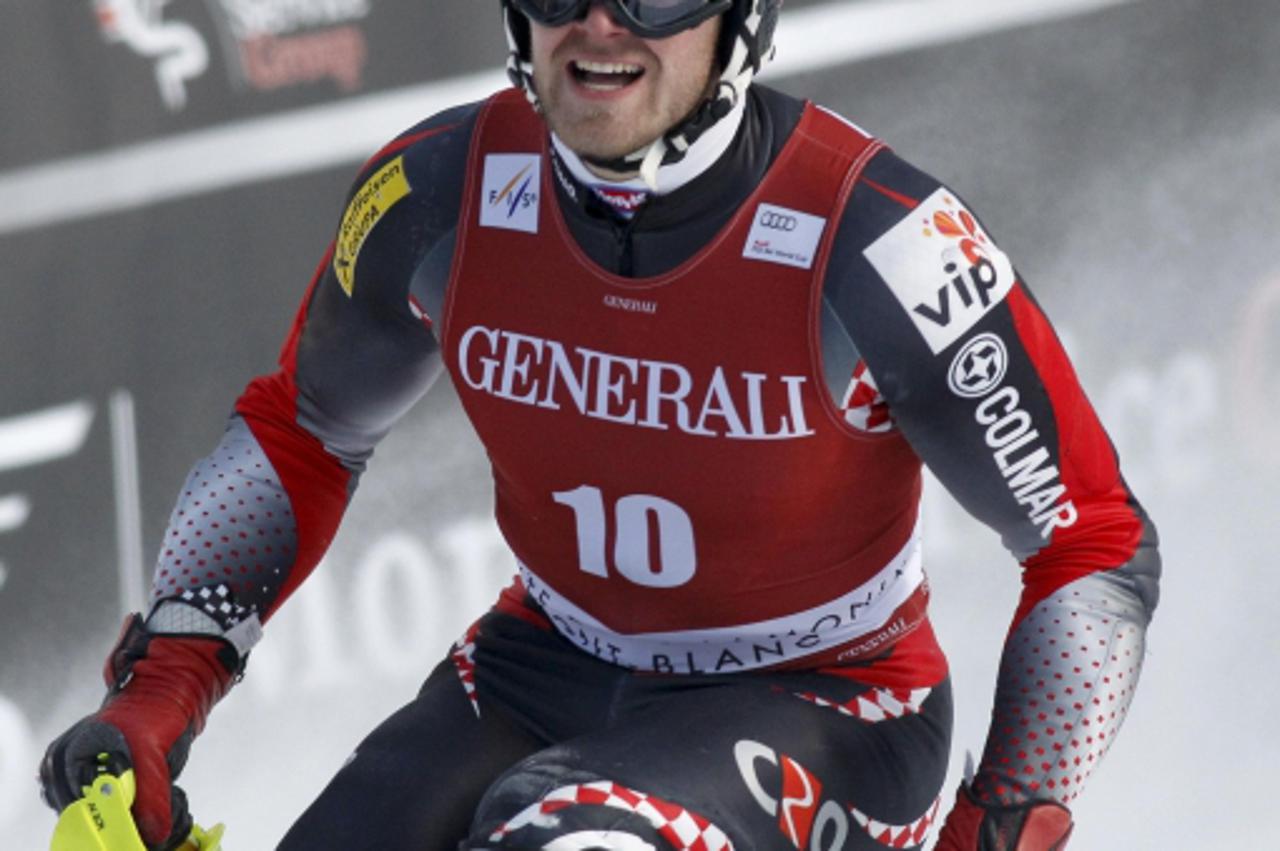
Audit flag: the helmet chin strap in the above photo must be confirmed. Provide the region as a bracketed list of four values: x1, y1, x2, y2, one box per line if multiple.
[555, 93, 747, 196]
[582, 39, 762, 190]
[636, 138, 670, 191]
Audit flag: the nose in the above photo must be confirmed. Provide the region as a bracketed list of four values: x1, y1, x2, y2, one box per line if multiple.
[577, 0, 630, 37]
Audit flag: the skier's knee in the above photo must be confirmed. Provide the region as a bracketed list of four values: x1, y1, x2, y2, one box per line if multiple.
[464, 757, 677, 850]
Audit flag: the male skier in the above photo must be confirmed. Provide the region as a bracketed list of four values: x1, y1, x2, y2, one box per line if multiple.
[41, 2, 1159, 848]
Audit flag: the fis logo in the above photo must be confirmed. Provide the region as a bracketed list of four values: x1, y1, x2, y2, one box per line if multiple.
[864, 188, 1015, 354]
[93, 0, 209, 110]
[480, 154, 541, 234]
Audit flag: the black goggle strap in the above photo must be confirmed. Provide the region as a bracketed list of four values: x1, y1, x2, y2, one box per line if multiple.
[505, 5, 540, 109]
[726, 0, 772, 76]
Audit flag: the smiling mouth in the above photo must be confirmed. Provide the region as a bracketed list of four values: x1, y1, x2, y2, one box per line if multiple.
[570, 59, 645, 91]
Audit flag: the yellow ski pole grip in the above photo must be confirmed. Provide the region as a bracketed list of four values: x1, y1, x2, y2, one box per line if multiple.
[49, 767, 225, 851]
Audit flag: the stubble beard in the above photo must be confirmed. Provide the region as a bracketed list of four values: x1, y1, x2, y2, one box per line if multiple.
[545, 99, 643, 162]
[537, 59, 719, 164]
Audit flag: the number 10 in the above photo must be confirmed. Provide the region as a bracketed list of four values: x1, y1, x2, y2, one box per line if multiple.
[552, 485, 697, 588]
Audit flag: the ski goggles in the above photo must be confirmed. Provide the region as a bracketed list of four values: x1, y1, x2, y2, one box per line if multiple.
[512, 0, 734, 38]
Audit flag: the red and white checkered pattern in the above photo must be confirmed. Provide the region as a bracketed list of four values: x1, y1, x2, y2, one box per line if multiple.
[487, 780, 734, 851]
[840, 360, 894, 433]
[850, 794, 942, 849]
[450, 622, 481, 718]
[593, 186, 650, 214]
[794, 687, 932, 723]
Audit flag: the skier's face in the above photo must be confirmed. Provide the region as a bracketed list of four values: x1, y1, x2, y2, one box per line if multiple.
[529, 3, 721, 169]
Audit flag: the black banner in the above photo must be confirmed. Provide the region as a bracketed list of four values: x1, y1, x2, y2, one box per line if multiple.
[1, 1, 501, 168]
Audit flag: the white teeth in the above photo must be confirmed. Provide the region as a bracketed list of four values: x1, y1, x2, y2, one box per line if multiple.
[574, 60, 643, 75]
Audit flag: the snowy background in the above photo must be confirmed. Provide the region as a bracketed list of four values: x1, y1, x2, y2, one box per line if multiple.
[2, 0, 1278, 847]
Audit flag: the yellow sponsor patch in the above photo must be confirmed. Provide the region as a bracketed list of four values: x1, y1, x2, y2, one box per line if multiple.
[333, 155, 411, 296]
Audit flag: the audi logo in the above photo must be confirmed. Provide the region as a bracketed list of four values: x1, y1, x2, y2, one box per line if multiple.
[760, 211, 798, 231]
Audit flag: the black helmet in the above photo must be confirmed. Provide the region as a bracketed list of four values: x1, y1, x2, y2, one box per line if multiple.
[500, 0, 784, 186]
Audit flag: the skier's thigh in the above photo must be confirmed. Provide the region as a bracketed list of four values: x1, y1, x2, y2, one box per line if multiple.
[466, 675, 952, 850]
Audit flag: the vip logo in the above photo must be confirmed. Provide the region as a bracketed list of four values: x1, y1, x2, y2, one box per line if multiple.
[912, 200, 1006, 331]
[864, 188, 1015, 354]
[948, 333, 1008, 398]
[93, 0, 209, 110]
[480, 154, 541, 234]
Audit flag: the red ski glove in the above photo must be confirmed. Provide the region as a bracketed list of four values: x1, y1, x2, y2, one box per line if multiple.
[40, 614, 241, 850]
[934, 784, 1073, 851]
